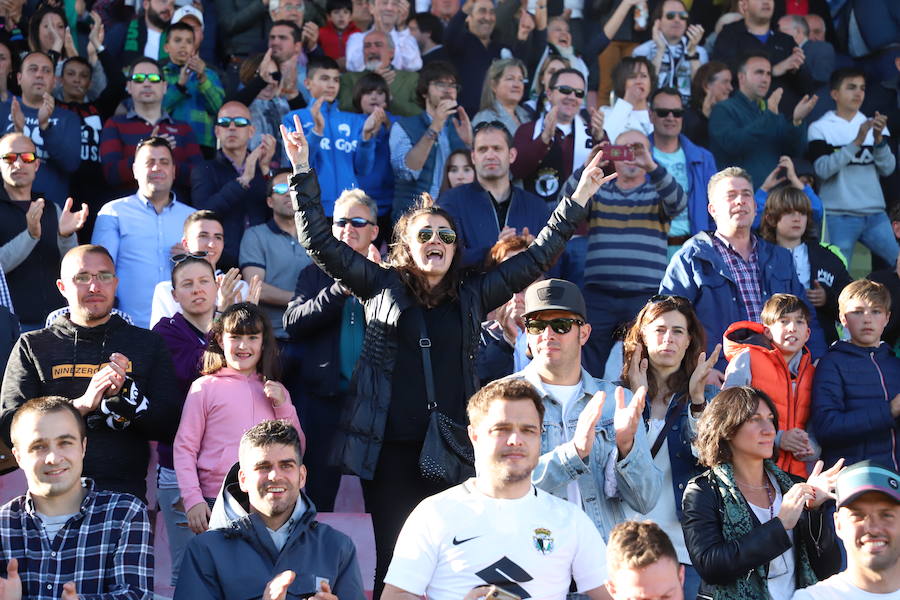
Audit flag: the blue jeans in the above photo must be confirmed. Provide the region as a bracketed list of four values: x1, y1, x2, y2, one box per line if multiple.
[683, 563, 701, 600]
[583, 287, 652, 377]
[157, 485, 195, 587]
[826, 212, 900, 266]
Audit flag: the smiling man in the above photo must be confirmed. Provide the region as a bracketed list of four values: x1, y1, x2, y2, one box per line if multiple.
[175, 419, 364, 600]
[0, 396, 153, 599]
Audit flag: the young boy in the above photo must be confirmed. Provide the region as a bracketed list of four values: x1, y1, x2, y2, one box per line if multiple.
[812, 280, 900, 470]
[808, 67, 898, 266]
[281, 56, 385, 216]
[162, 21, 225, 156]
[723, 293, 818, 477]
[319, 0, 360, 66]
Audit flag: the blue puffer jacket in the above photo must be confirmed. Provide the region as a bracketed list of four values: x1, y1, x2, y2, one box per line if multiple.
[811, 341, 900, 470]
[648, 133, 718, 234]
[659, 231, 826, 370]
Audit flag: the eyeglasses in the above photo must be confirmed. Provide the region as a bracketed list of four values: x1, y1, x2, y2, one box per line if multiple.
[525, 317, 584, 335]
[333, 217, 375, 228]
[1, 152, 37, 164]
[416, 227, 457, 245]
[653, 108, 684, 118]
[553, 85, 586, 99]
[473, 120, 511, 136]
[130, 73, 162, 83]
[216, 116, 251, 128]
[664, 10, 688, 20]
[171, 251, 209, 264]
[72, 271, 116, 285]
[430, 80, 461, 92]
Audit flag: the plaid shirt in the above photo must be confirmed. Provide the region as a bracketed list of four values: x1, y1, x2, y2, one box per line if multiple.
[0, 264, 13, 313]
[0, 479, 153, 600]
[161, 61, 225, 149]
[712, 232, 764, 323]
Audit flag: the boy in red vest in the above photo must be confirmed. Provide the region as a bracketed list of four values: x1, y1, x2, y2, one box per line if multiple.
[722, 293, 818, 477]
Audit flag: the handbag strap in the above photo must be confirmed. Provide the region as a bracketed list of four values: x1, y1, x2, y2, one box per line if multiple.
[414, 308, 437, 412]
[650, 393, 689, 458]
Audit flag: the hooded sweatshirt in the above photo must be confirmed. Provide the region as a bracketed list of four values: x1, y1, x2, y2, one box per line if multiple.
[174, 368, 304, 511]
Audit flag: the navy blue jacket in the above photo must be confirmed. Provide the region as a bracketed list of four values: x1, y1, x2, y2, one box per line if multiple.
[659, 232, 826, 370]
[439, 181, 551, 268]
[811, 341, 900, 470]
[648, 133, 717, 235]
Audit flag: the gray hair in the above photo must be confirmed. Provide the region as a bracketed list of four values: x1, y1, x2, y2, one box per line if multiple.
[707, 166, 753, 201]
[334, 188, 378, 222]
[365, 28, 394, 50]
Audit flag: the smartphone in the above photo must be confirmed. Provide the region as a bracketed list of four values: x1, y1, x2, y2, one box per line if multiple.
[606, 144, 634, 162]
[486, 586, 521, 600]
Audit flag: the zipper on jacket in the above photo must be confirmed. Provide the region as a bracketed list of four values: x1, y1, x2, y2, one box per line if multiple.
[870, 351, 898, 471]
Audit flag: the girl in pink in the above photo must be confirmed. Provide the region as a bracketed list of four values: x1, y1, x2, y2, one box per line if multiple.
[174, 302, 304, 534]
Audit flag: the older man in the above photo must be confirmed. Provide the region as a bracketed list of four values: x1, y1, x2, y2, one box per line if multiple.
[778, 14, 835, 85]
[339, 29, 421, 116]
[0, 244, 180, 500]
[345, 0, 422, 72]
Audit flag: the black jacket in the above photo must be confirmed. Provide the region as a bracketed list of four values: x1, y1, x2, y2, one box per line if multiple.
[868, 268, 900, 349]
[0, 314, 180, 500]
[683, 469, 842, 598]
[808, 242, 853, 344]
[291, 169, 585, 479]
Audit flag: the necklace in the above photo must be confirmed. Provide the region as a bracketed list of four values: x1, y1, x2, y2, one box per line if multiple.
[765, 476, 775, 520]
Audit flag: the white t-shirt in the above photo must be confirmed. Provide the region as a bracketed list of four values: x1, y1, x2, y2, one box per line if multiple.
[385, 479, 608, 600]
[748, 474, 796, 600]
[543, 382, 583, 507]
[144, 29, 162, 60]
[792, 572, 900, 599]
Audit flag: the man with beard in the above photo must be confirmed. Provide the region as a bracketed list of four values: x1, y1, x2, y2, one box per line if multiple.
[382, 378, 612, 600]
[339, 29, 420, 117]
[106, 0, 176, 75]
[174, 419, 365, 600]
[792, 461, 900, 599]
[0, 244, 180, 501]
[345, 0, 421, 72]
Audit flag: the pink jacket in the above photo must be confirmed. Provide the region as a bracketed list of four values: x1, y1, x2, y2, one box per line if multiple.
[173, 368, 303, 511]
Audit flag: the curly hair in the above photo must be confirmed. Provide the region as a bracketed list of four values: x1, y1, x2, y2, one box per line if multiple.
[695, 387, 779, 467]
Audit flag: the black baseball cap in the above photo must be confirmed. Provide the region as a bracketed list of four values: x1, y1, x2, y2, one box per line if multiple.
[523, 279, 586, 320]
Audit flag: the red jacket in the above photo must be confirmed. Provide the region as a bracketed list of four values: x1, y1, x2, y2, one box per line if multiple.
[319, 21, 361, 60]
[723, 320, 815, 477]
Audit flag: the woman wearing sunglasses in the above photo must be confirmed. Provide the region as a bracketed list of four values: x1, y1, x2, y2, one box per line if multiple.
[618, 294, 721, 599]
[281, 113, 617, 596]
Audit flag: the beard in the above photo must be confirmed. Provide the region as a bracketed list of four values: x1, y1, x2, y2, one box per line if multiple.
[365, 59, 383, 71]
[146, 5, 170, 30]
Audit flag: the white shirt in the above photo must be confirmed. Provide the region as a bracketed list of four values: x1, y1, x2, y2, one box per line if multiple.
[543, 382, 583, 507]
[385, 480, 608, 600]
[748, 474, 796, 600]
[144, 28, 162, 60]
[792, 572, 900, 599]
[345, 28, 422, 72]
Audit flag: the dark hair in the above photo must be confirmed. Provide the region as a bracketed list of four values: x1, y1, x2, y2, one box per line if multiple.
[240, 419, 305, 462]
[650, 86, 683, 108]
[28, 6, 67, 56]
[165, 20, 196, 41]
[203, 302, 281, 379]
[239, 53, 265, 86]
[11, 396, 87, 445]
[267, 167, 293, 196]
[650, 0, 687, 25]
[761, 293, 811, 326]
[326, 0, 352, 13]
[416, 60, 458, 108]
[467, 378, 544, 427]
[440, 149, 473, 193]
[759, 186, 815, 244]
[351, 71, 391, 112]
[271, 19, 303, 44]
[306, 55, 341, 79]
[171, 255, 215, 287]
[829, 66, 866, 91]
[62, 55, 92, 78]
[691, 60, 730, 109]
[128, 56, 162, 78]
[695, 387, 779, 467]
[19, 51, 54, 74]
[548, 66, 585, 91]
[183, 209, 223, 235]
[135, 135, 173, 160]
[737, 51, 771, 73]
[607, 521, 679, 574]
[0, 39, 21, 97]
[411, 12, 443, 45]
[612, 57, 655, 100]
[889, 203, 900, 223]
[388, 195, 462, 308]
[620, 296, 707, 402]
[473, 120, 513, 148]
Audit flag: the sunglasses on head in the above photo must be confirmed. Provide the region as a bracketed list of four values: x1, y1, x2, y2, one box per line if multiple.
[665, 10, 688, 20]
[553, 85, 586, 99]
[131, 73, 162, 83]
[1, 152, 36, 164]
[216, 116, 251, 128]
[653, 108, 684, 118]
[473, 120, 511, 136]
[416, 227, 457, 245]
[525, 317, 584, 335]
[171, 251, 209, 264]
[333, 217, 374, 228]
[647, 294, 690, 305]
[271, 182, 290, 195]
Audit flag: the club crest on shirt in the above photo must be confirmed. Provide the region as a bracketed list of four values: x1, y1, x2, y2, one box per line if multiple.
[533, 528, 553, 555]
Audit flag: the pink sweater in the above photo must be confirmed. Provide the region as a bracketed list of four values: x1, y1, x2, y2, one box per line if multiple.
[173, 368, 304, 510]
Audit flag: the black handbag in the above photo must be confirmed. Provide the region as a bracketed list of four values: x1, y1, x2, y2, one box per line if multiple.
[414, 309, 475, 485]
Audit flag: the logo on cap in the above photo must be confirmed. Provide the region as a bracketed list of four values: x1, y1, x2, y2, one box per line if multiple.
[891, 478, 898, 490]
[537, 288, 558, 302]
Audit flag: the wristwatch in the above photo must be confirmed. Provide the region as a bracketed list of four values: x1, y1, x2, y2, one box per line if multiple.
[424, 128, 439, 141]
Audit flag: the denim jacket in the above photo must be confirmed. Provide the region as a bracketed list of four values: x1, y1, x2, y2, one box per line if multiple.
[513, 363, 663, 540]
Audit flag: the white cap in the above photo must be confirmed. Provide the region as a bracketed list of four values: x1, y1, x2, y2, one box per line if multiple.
[172, 5, 204, 26]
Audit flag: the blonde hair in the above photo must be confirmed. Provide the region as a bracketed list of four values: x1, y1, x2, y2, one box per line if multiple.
[838, 279, 891, 315]
[707, 166, 753, 202]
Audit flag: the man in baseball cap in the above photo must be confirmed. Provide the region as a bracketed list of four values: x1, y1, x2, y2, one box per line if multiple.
[793, 460, 900, 598]
[506, 278, 662, 541]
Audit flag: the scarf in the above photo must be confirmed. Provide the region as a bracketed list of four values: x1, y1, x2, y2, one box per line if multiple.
[709, 461, 818, 600]
[529, 111, 593, 174]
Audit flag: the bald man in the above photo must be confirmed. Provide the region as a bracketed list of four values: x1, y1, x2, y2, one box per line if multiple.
[192, 101, 277, 267]
[0, 244, 180, 501]
[0, 133, 88, 330]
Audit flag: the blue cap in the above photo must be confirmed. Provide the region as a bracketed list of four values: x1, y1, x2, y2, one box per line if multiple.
[836, 461, 900, 508]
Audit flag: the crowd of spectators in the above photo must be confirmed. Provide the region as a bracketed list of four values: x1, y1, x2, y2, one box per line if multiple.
[0, 0, 895, 597]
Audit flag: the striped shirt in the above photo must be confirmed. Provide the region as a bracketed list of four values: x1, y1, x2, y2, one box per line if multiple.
[712, 232, 763, 323]
[0, 478, 153, 600]
[568, 165, 686, 292]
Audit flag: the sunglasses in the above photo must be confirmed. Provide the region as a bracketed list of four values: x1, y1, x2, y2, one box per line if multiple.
[333, 217, 374, 228]
[216, 116, 251, 128]
[271, 182, 290, 195]
[665, 10, 688, 20]
[1, 152, 37, 164]
[416, 227, 457, 245]
[131, 73, 162, 83]
[553, 85, 586, 99]
[525, 317, 584, 335]
[473, 120, 511, 136]
[648, 294, 690, 305]
[653, 108, 684, 118]
[171, 251, 209, 264]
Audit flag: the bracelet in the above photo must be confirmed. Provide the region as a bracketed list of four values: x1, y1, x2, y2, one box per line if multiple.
[685, 52, 699, 60]
[424, 128, 439, 141]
